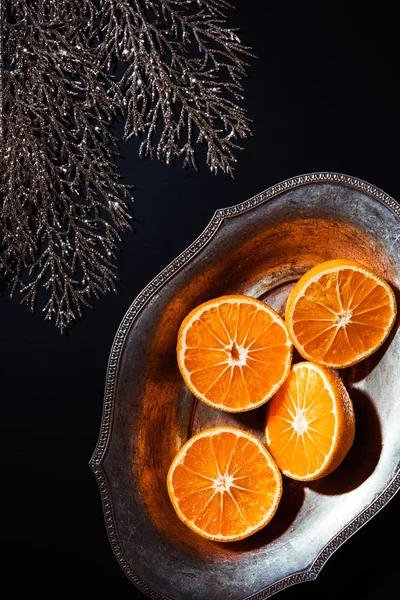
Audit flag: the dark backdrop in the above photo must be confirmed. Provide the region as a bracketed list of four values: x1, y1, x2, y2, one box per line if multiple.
[2, 3, 399, 599]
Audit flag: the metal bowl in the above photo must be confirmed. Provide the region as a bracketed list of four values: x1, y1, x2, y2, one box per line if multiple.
[90, 173, 400, 600]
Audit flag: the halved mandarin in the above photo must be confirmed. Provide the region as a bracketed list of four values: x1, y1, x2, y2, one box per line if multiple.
[167, 427, 282, 541]
[285, 259, 397, 368]
[265, 362, 355, 481]
[177, 295, 293, 412]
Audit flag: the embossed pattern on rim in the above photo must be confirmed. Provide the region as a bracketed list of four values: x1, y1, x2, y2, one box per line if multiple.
[89, 172, 400, 600]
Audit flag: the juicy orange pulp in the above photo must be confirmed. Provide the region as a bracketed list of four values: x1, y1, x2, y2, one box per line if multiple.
[265, 362, 355, 481]
[285, 259, 397, 368]
[177, 295, 292, 412]
[167, 427, 282, 541]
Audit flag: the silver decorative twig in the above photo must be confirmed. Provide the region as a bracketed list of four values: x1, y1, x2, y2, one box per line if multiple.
[1, 0, 252, 330]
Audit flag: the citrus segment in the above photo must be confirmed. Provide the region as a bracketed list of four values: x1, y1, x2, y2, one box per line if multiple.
[265, 362, 355, 481]
[285, 259, 397, 368]
[177, 295, 293, 412]
[167, 427, 282, 541]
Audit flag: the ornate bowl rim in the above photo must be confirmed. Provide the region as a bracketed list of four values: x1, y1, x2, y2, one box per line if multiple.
[90, 171, 400, 600]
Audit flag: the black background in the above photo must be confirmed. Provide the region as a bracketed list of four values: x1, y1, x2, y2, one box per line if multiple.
[2, 3, 400, 599]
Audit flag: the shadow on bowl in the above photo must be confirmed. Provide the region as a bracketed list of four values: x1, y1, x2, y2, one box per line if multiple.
[308, 387, 382, 496]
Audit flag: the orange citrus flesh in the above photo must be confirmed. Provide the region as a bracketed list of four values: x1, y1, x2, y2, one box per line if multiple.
[265, 362, 355, 481]
[167, 427, 282, 541]
[177, 295, 293, 412]
[285, 259, 397, 368]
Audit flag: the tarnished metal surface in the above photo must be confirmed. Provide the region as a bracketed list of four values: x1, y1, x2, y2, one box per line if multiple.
[90, 173, 400, 600]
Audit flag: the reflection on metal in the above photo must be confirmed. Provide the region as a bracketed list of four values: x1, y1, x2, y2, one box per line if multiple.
[90, 173, 400, 600]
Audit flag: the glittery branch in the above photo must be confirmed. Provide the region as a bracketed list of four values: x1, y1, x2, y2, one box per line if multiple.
[1, 0, 252, 330]
[102, 0, 253, 174]
[1, 0, 133, 330]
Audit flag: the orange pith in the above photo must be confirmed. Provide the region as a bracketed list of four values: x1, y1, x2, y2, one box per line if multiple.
[285, 259, 397, 368]
[265, 362, 355, 481]
[177, 295, 293, 412]
[167, 427, 282, 541]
